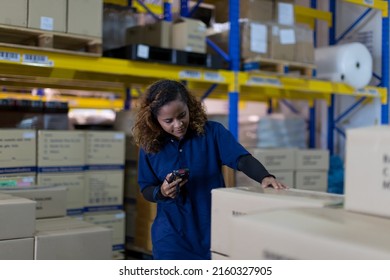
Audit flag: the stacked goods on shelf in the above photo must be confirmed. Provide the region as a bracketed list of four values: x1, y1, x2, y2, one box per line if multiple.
[211, 187, 343, 259]
[36, 130, 86, 216]
[206, 0, 315, 73]
[83, 131, 126, 256]
[0, 193, 36, 260]
[134, 190, 156, 253]
[237, 147, 329, 191]
[0, 0, 103, 55]
[0, 129, 36, 188]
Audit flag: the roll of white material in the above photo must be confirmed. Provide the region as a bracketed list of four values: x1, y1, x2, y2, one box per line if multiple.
[315, 42, 373, 89]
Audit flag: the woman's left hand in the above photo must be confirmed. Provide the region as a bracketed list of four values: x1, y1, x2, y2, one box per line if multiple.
[261, 176, 288, 190]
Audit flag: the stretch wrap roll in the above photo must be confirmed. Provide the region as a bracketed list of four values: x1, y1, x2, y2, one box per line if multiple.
[315, 42, 372, 89]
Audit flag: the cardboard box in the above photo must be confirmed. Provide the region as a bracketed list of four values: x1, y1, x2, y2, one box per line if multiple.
[211, 187, 343, 257]
[0, 193, 36, 240]
[34, 217, 112, 260]
[67, 0, 103, 37]
[84, 170, 124, 211]
[172, 18, 206, 53]
[1, 186, 67, 219]
[37, 130, 85, 171]
[294, 24, 314, 63]
[294, 171, 328, 192]
[37, 172, 85, 215]
[84, 210, 125, 251]
[28, 0, 67, 32]
[345, 126, 390, 218]
[295, 149, 329, 171]
[143, 21, 172, 49]
[230, 207, 390, 259]
[0, 129, 36, 174]
[236, 170, 294, 188]
[248, 148, 296, 170]
[269, 23, 295, 61]
[0, 0, 28, 27]
[0, 238, 34, 260]
[85, 131, 125, 167]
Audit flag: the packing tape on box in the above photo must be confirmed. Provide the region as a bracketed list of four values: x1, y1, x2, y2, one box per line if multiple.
[315, 42, 373, 89]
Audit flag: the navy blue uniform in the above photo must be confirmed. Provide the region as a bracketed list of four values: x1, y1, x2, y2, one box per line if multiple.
[137, 121, 249, 259]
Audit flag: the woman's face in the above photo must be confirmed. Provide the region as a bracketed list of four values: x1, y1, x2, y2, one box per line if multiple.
[156, 99, 189, 140]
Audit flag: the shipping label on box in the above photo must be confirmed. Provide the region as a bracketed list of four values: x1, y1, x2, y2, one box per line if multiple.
[84, 210, 125, 251]
[345, 126, 390, 218]
[37, 172, 85, 215]
[37, 130, 85, 172]
[84, 170, 124, 212]
[0, 129, 36, 174]
[85, 131, 125, 167]
[295, 149, 329, 171]
[294, 171, 328, 192]
[248, 148, 296, 170]
[0, 173, 36, 188]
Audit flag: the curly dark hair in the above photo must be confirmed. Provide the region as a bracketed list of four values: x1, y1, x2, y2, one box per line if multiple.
[132, 79, 207, 153]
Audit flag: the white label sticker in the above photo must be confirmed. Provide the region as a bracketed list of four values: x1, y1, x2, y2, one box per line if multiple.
[250, 23, 268, 53]
[248, 77, 281, 86]
[114, 133, 125, 140]
[0, 51, 20, 62]
[280, 29, 296, 45]
[204, 72, 225, 82]
[137, 44, 149, 59]
[22, 54, 53, 66]
[364, 0, 374, 5]
[278, 3, 295, 26]
[23, 132, 36, 139]
[179, 70, 202, 79]
[40, 16, 54, 31]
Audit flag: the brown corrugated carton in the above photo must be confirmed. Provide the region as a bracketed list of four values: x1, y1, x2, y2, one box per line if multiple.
[172, 18, 206, 53]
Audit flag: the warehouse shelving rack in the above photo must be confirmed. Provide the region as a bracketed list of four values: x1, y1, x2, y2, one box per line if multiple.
[0, 0, 387, 151]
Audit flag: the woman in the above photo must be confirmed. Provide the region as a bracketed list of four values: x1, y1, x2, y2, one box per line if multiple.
[132, 79, 286, 260]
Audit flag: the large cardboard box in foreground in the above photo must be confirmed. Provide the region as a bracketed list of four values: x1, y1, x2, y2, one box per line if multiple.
[34, 217, 112, 260]
[230, 207, 390, 259]
[211, 187, 343, 258]
[28, 0, 67, 32]
[345, 126, 390, 218]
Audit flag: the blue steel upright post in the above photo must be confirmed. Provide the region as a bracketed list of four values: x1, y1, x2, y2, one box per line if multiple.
[309, 0, 317, 148]
[228, 0, 240, 140]
[327, 0, 336, 155]
[382, 0, 390, 124]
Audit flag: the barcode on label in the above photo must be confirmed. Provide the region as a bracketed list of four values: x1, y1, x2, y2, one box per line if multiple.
[23, 54, 51, 65]
[0, 51, 20, 62]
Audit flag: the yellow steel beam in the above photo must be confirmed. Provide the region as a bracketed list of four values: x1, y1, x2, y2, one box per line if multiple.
[295, 5, 333, 27]
[103, 0, 128, 6]
[343, 0, 388, 17]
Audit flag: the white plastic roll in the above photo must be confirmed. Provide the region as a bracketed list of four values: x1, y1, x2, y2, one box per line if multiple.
[315, 42, 373, 89]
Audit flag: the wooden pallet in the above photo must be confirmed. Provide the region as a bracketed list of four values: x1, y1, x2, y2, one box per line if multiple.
[243, 57, 316, 78]
[0, 24, 102, 56]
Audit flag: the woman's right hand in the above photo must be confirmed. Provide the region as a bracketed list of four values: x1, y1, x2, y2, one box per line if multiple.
[161, 173, 187, 199]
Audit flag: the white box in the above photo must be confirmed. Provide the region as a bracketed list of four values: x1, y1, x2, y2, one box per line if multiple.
[230, 207, 390, 259]
[294, 171, 328, 192]
[2, 186, 67, 219]
[211, 187, 343, 257]
[34, 217, 112, 260]
[236, 170, 294, 188]
[85, 131, 125, 166]
[345, 126, 390, 218]
[295, 149, 329, 171]
[0, 129, 36, 174]
[0, 193, 36, 240]
[37, 130, 85, 171]
[0, 238, 34, 260]
[84, 170, 124, 211]
[83, 210, 125, 251]
[37, 172, 85, 215]
[247, 148, 296, 170]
